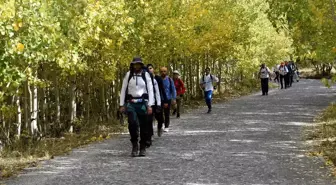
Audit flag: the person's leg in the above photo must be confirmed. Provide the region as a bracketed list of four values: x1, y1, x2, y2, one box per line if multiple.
[155, 106, 164, 137]
[265, 78, 269, 95]
[127, 103, 140, 157]
[284, 74, 289, 88]
[205, 90, 213, 113]
[146, 106, 155, 147]
[176, 96, 181, 118]
[261, 79, 264, 94]
[280, 75, 284, 89]
[164, 101, 171, 129]
[136, 103, 149, 156]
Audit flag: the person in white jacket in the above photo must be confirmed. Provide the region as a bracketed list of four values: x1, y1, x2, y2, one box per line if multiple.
[278, 62, 289, 89]
[119, 57, 154, 157]
[258, 63, 271, 95]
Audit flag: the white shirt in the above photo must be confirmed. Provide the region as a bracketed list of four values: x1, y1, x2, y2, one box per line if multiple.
[200, 74, 219, 91]
[153, 79, 161, 106]
[279, 66, 288, 75]
[260, 67, 271, 78]
[120, 71, 154, 106]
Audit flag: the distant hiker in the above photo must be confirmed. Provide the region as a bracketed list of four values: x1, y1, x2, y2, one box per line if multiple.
[292, 62, 300, 82]
[172, 70, 186, 118]
[278, 62, 288, 89]
[285, 61, 292, 88]
[258, 63, 271, 96]
[145, 64, 162, 147]
[273, 64, 280, 83]
[199, 67, 219, 113]
[119, 57, 154, 157]
[159, 67, 176, 133]
[147, 64, 164, 142]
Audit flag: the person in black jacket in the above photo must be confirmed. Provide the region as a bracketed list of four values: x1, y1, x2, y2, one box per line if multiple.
[146, 64, 165, 137]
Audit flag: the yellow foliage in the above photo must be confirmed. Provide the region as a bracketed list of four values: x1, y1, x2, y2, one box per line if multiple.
[16, 43, 25, 52]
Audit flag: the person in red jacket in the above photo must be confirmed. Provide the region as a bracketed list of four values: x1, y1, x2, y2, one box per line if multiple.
[172, 70, 186, 118]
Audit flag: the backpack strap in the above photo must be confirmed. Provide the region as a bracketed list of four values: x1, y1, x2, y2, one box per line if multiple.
[125, 70, 148, 103]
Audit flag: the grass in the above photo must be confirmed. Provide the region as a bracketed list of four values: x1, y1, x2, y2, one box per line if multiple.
[0, 122, 126, 179]
[307, 103, 336, 175]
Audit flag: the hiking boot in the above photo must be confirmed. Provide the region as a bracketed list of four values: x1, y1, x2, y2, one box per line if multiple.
[158, 128, 163, 137]
[139, 144, 146, 157]
[207, 109, 212, 114]
[131, 142, 138, 157]
[177, 113, 180, 118]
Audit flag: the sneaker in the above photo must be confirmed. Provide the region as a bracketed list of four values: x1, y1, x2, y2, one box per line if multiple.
[163, 128, 169, 132]
[158, 128, 163, 137]
[139, 145, 146, 157]
[131, 143, 138, 157]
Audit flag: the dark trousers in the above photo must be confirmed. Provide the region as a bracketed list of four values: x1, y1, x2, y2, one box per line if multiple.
[280, 75, 285, 89]
[261, 78, 269, 95]
[285, 74, 290, 88]
[289, 74, 293, 87]
[274, 72, 279, 83]
[147, 105, 164, 136]
[126, 103, 149, 146]
[158, 101, 171, 129]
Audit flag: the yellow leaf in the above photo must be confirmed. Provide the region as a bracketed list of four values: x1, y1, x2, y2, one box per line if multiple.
[16, 43, 24, 52]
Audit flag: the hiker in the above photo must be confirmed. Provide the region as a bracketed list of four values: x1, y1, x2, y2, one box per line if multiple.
[172, 70, 186, 118]
[159, 67, 176, 134]
[258, 63, 271, 96]
[199, 67, 219, 113]
[146, 64, 164, 143]
[273, 64, 280, 83]
[119, 57, 154, 157]
[285, 61, 292, 88]
[278, 62, 288, 89]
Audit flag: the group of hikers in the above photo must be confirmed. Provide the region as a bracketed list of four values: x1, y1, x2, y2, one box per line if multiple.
[119, 57, 299, 157]
[258, 61, 300, 96]
[119, 57, 219, 157]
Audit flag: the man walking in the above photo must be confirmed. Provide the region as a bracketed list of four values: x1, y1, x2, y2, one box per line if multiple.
[199, 67, 219, 113]
[258, 63, 271, 96]
[119, 57, 154, 157]
[278, 62, 288, 89]
[146, 64, 163, 143]
[172, 70, 186, 118]
[159, 67, 176, 134]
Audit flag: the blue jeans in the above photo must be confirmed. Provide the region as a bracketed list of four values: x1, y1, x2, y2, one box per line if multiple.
[204, 90, 213, 109]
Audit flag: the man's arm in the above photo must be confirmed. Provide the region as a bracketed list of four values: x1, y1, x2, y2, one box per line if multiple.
[119, 72, 129, 107]
[145, 72, 154, 107]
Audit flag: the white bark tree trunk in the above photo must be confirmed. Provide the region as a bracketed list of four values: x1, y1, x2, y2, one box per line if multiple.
[30, 84, 38, 135]
[69, 76, 76, 133]
[16, 93, 22, 138]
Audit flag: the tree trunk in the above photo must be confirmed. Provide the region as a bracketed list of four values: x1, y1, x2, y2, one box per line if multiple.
[29, 82, 38, 135]
[24, 80, 29, 131]
[55, 78, 61, 124]
[16, 92, 22, 138]
[69, 76, 76, 133]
